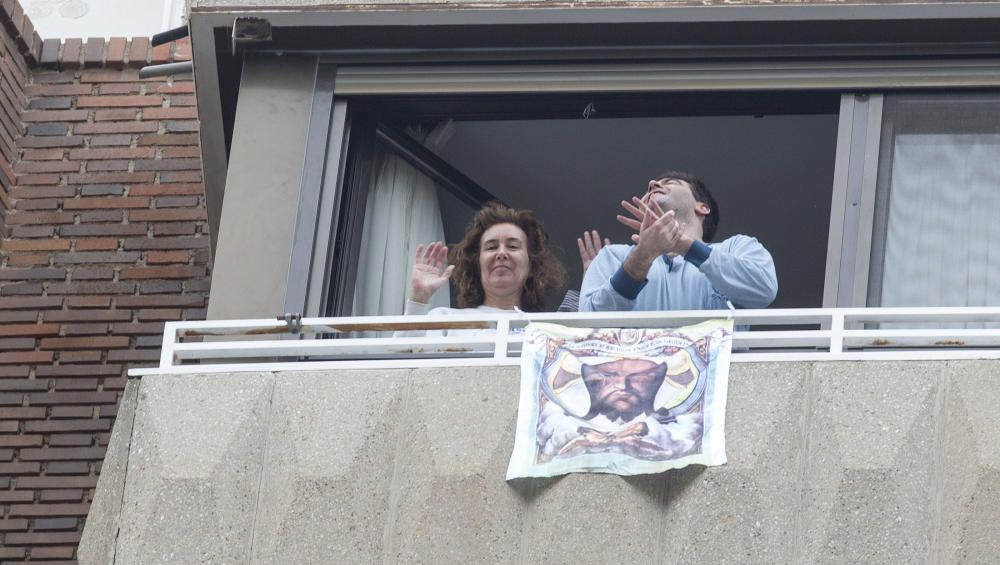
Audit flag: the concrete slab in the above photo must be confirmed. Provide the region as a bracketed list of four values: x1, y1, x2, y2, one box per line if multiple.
[385, 366, 526, 564]
[249, 370, 408, 564]
[936, 361, 1000, 563]
[800, 361, 942, 564]
[113, 373, 273, 564]
[657, 362, 811, 564]
[78, 379, 140, 565]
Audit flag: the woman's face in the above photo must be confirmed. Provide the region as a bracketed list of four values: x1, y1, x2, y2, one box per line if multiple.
[479, 222, 531, 302]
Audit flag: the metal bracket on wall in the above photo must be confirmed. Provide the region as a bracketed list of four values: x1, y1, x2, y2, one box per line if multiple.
[233, 17, 272, 55]
[279, 313, 303, 335]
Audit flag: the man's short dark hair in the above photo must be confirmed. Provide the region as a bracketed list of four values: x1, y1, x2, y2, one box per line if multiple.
[657, 171, 720, 242]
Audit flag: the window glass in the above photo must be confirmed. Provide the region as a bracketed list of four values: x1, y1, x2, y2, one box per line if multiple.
[869, 95, 1000, 310]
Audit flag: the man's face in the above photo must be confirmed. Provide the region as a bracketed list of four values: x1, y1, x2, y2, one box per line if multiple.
[581, 358, 666, 422]
[643, 177, 700, 218]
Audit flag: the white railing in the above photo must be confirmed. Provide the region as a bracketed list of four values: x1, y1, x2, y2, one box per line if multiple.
[129, 307, 1000, 376]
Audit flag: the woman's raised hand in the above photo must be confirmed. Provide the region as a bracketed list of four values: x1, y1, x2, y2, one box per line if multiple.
[409, 242, 455, 304]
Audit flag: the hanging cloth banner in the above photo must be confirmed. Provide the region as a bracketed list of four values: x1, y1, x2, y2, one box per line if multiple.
[506, 320, 733, 479]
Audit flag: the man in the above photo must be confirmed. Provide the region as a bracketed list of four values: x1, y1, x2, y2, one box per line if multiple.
[579, 171, 777, 312]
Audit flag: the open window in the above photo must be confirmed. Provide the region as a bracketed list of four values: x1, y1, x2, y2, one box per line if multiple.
[323, 90, 841, 316]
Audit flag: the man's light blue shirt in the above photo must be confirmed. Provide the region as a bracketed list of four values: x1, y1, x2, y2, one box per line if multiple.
[578, 235, 778, 312]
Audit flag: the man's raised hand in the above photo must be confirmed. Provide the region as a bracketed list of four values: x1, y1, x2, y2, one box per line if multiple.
[409, 242, 454, 304]
[577, 229, 610, 272]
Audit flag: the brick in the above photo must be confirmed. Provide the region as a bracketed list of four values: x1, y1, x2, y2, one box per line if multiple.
[22, 148, 66, 160]
[0, 351, 53, 364]
[69, 147, 154, 160]
[147, 250, 189, 264]
[9, 503, 90, 516]
[1, 239, 70, 252]
[0, 390, 25, 402]
[58, 351, 102, 363]
[0, 491, 34, 502]
[120, 265, 205, 279]
[80, 184, 125, 196]
[135, 158, 201, 171]
[30, 545, 77, 559]
[25, 419, 108, 433]
[161, 171, 203, 183]
[82, 69, 140, 83]
[0, 283, 44, 296]
[28, 96, 72, 109]
[52, 251, 140, 264]
[14, 159, 79, 173]
[137, 133, 199, 146]
[110, 322, 163, 335]
[94, 108, 139, 121]
[41, 489, 84, 502]
[45, 281, 136, 294]
[72, 267, 115, 281]
[62, 196, 149, 210]
[154, 223, 198, 236]
[135, 334, 166, 347]
[0, 297, 61, 309]
[152, 42, 171, 64]
[160, 146, 202, 159]
[48, 434, 91, 447]
[165, 120, 199, 133]
[40, 337, 129, 350]
[66, 172, 154, 184]
[144, 106, 198, 120]
[109, 348, 161, 360]
[66, 296, 111, 308]
[0, 267, 64, 280]
[0, 547, 26, 559]
[127, 209, 205, 222]
[0, 337, 34, 350]
[100, 83, 142, 95]
[127, 38, 149, 65]
[48, 407, 96, 418]
[147, 82, 195, 94]
[0, 519, 29, 531]
[74, 239, 119, 251]
[60, 224, 146, 237]
[20, 446, 109, 460]
[4, 211, 74, 225]
[0, 312, 38, 323]
[31, 71, 77, 85]
[107, 37, 127, 66]
[62, 323, 109, 336]
[117, 294, 203, 308]
[34, 517, 79, 530]
[21, 109, 89, 122]
[86, 159, 130, 172]
[129, 183, 203, 196]
[0, 380, 46, 391]
[44, 310, 132, 322]
[5, 531, 81, 545]
[25, 83, 92, 97]
[60, 38, 82, 68]
[39, 38, 60, 66]
[0, 323, 60, 337]
[76, 95, 163, 108]
[87, 134, 134, 147]
[135, 309, 181, 322]
[9, 186, 75, 198]
[0, 462, 41, 474]
[14, 172, 62, 183]
[168, 95, 197, 107]
[18, 135, 84, 148]
[82, 209, 123, 223]
[15, 476, 98, 489]
[0, 435, 43, 447]
[13, 198, 59, 211]
[25, 122, 70, 135]
[10, 225, 56, 237]
[54, 377, 100, 389]
[74, 121, 158, 135]
[85, 37, 105, 66]
[0, 420, 18, 432]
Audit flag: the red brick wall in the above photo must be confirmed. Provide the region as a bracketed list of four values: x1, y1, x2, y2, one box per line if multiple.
[0, 1, 210, 560]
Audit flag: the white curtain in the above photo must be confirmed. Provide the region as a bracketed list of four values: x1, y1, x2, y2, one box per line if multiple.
[879, 133, 1000, 310]
[352, 122, 455, 316]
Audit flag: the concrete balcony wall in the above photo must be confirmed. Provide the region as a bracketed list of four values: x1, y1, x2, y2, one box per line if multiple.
[80, 361, 1000, 563]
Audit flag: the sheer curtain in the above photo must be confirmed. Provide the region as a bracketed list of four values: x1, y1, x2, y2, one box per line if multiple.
[352, 123, 454, 316]
[877, 131, 1000, 309]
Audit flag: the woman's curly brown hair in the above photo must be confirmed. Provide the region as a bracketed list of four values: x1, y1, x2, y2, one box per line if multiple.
[450, 202, 565, 311]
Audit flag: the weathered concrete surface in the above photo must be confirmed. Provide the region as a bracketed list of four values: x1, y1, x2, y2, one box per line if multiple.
[82, 361, 1000, 564]
[190, 0, 936, 9]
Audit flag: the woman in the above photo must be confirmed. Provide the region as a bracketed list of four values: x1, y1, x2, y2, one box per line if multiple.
[404, 203, 566, 326]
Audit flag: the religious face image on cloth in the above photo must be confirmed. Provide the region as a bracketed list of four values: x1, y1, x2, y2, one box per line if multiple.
[507, 320, 733, 479]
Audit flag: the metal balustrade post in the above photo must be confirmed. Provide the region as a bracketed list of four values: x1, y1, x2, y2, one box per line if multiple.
[494, 318, 510, 361]
[158, 321, 179, 370]
[830, 311, 845, 354]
